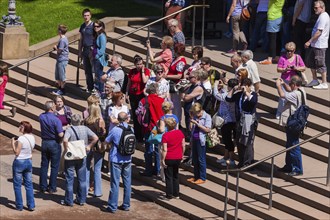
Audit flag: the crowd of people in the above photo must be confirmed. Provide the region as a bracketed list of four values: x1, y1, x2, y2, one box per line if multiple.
[5, 0, 329, 214]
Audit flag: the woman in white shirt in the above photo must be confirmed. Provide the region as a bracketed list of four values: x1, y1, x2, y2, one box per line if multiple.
[108, 91, 131, 132]
[11, 121, 36, 211]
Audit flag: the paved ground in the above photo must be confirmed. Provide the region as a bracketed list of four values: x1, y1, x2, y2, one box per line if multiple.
[0, 135, 186, 220]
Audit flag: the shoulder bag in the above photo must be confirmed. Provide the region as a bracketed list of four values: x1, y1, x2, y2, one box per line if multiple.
[64, 126, 87, 160]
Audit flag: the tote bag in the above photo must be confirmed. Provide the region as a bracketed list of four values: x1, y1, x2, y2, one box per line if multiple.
[64, 127, 87, 160]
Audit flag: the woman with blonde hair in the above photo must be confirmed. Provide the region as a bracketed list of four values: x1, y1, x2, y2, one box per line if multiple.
[187, 103, 211, 184]
[84, 104, 106, 197]
[161, 117, 185, 199]
[146, 36, 173, 74]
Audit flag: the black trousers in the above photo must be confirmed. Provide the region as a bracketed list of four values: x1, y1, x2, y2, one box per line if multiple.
[164, 159, 181, 198]
[293, 19, 308, 60]
[129, 93, 145, 141]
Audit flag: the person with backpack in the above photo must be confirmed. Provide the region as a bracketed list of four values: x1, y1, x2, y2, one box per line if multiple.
[104, 112, 134, 212]
[276, 75, 307, 176]
[138, 83, 164, 177]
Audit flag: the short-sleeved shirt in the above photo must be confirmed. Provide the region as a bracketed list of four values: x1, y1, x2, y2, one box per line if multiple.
[99, 95, 112, 129]
[171, 0, 185, 7]
[277, 54, 305, 81]
[106, 68, 125, 92]
[295, 0, 312, 23]
[64, 125, 96, 146]
[267, 0, 285, 21]
[243, 59, 261, 85]
[145, 78, 170, 98]
[108, 104, 131, 131]
[257, 0, 269, 12]
[167, 57, 186, 83]
[173, 31, 185, 45]
[311, 12, 330, 49]
[161, 114, 179, 126]
[57, 37, 69, 62]
[39, 112, 64, 140]
[161, 129, 185, 160]
[79, 22, 94, 47]
[158, 49, 173, 73]
[16, 134, 35, 160]
[128, 67, 150, 95]
[0, 75, 8, 94]
[105, 122, 132, 163]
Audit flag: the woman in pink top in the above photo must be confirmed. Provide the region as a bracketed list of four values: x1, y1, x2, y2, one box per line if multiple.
[146, 36, 173, 74]
[277, 42, 307, 84]
[276, 42, 306, 119]
[0, 64, 16, 117]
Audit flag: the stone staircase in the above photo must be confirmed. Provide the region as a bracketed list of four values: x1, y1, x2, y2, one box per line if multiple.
[1, 21, 329, 220]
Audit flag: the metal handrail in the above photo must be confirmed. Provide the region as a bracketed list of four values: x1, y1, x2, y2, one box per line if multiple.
[112, 3, 210, 63]
[221, 129, 330, 220]
[7, 39, 80, 106]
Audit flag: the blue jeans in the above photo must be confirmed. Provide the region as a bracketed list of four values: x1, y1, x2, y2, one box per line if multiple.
[285, 128, 303, 174]
[12, 159, 35, 210]
[144, 134, 160, 175]
[39, 140, 61, 192]
[82, 47, 94, 91]
[108, 162, 131, 212]
[86, 150, 104, 196]
[64, 158, 87, 205]
[191, 140, 206, 181]
[94, 59, 104, 93]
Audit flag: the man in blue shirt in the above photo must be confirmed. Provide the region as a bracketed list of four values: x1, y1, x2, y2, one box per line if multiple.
[39, 101, 64, 193]
[105, 112, 132, 213]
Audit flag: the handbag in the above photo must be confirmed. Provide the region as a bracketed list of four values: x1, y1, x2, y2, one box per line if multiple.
[147, 126, 164, 145]
[239, 0, 251, 21]
[212, 113, 225, 129]
[169, 80, 178, 93]
[64, 127, 87, 160]
[206, 128, 221, 148]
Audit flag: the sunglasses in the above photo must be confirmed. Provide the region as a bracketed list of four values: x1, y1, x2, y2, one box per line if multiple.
[286, 50, 294, 53]
[94, 25, 100, 28]
[156, 71, 163, 74]
[188, 76, 196, 79]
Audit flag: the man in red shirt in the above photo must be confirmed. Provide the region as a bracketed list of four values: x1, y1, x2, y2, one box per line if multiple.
[139, 83, 164, 177]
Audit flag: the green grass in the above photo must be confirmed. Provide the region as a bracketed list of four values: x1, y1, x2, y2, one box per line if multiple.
[0, 0, 161, 45]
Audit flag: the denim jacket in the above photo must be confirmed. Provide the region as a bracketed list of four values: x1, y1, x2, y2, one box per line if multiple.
[95, 33, 108, 67]
[191, 111, 212, 146]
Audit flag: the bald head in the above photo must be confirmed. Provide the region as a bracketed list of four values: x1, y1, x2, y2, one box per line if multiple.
[118, 112, 128, 123]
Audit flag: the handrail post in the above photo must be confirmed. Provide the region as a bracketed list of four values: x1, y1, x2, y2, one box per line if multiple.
[24, 61, 30, 106]
[224, 172, 229, 220]
[201, 0, 206, 47]
[76, 54, 80, 86]
[192, 6, 196, 50]
[326, 134, 330, 186]
[269, 157, 274, 209]
[113, 41, 116, 55]
[146, 26, 150, 69]
[235, 172, 240, 220]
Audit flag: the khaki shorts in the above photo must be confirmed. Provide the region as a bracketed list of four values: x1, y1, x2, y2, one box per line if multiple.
[306, 47, 327, 73]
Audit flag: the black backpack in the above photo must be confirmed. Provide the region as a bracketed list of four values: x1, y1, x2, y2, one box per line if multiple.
[117, 125, 136, 155]
[196, 84, 213, 114]
[286, 89, 309, 136]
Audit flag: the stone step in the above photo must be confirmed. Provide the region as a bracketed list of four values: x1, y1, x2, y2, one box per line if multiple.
[130, 150, 296, 220]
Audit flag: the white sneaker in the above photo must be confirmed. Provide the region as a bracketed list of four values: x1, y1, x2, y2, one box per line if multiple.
[306, 80, 319, 87]
[313, 83, 328, 90]
[216, 157, 226, 164]
[52, 90, 63, 95]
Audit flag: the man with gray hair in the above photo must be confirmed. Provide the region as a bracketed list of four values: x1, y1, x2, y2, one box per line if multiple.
[39, 100, 64, 193]
[103, 54, 126, 93]
[305, 0, 329, 90]
[168, 18, 185, 59]
[62, 114, 98, 206]
[241, 50, 261, 94]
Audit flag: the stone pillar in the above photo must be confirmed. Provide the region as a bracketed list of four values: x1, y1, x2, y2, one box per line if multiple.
[0, 26, 29, 59]
[0, 0, 29, 59]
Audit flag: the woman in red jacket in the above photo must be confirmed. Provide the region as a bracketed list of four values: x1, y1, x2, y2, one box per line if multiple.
[139, 83, 164, 177]
[161, 117, 185, 199]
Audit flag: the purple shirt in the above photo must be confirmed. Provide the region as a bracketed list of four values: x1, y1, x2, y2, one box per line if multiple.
[39, 112, 63, 140]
